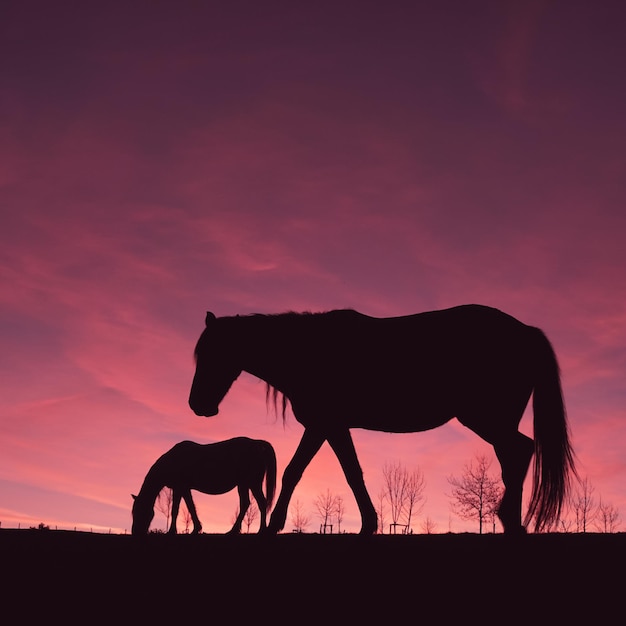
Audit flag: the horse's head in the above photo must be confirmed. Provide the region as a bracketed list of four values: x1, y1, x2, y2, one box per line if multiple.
[189, 311, 242, 417]
[131, 494, 154, 535]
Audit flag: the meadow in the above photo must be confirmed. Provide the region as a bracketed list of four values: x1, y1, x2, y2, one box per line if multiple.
[1, 528, 621, 622]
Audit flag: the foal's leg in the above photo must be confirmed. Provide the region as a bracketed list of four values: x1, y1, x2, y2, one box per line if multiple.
[169, 489, 182, 534]
[228, 485, 250, 534]
[268, 428, 325, 534]
[181, 489, 202, 534]
[326, 428, 378, 535]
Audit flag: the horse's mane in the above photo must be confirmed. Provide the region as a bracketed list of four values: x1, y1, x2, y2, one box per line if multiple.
[245, 308, 356, 322]
[253, 310, 356, 423]
[201, 309, 358, 423]
[266, 384, 289, 423]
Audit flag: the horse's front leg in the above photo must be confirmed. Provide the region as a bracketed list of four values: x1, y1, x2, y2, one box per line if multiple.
[181, 489, 202, 534]
[268, 428, 325, 534]
[327, 428, 377, 535]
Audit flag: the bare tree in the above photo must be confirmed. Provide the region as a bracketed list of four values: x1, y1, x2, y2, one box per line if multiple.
[382, 461, 426, 533]
[375, 488, 387, 535]
[335, 495, 345, 533]
[557, 511, 575, 533]
[595, 499, 620, 533]
[181, 502, 193, 533]
[420, 516, 437, 534]
[290, 499, 311, 533]
[244, 504, 259, 533]
[314, 489, 340, 533]
[447, 454, 503, 534]
[382, 461, 408, 533]
[404, 469, 426, 533]
[231, 503, 259, 533]
[155, 487, 173, 532]
[572, 476, 597, 533]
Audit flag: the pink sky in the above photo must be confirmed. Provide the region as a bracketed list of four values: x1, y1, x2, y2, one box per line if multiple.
[1, 1, 625, 534]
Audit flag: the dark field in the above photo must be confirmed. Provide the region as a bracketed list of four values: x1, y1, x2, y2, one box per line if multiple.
[1, 529, 622, 622]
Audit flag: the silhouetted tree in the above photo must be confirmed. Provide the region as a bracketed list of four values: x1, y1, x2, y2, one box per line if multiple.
[572, 477, 597, 532]
[404, 468, 426, 532]
[314, 489, 340, 533]
[595, 499, 620, 533]
[420, 516, 437, 534]
[231, 503, 259, 533]
[383, 461, 407, 533]
[182, 503, 193, 533]
[382, 461, 426, 533]
[244, 504, 259, 533]
[447, 454, 502, 534]
[335, 495, 345, 533]
[375, 488, 387, 535]
[289, 498, 310, 533]
[155, 487, 173, 531]
[556, 507, 575, 533]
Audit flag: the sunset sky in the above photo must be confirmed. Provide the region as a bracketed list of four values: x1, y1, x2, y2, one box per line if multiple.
[1, 1, 625, 534]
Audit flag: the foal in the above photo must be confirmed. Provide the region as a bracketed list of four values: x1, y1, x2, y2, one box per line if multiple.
[131, 437, 276, 534]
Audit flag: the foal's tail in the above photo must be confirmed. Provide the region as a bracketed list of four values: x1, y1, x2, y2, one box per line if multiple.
[262, 441, 277, 513]
[525, 328, 577, 532]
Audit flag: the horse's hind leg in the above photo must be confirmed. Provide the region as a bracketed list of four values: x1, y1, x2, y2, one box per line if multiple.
[460, 406, 534, 535]
[250, 482, 268, 533]
[493, 432, 534, 534]
[327, 428, 378, 535]
[228, 485, 250, 534]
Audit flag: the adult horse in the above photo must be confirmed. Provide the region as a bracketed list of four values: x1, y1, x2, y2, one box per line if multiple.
[189, 305, 576, 535]
[131, 437, 276, 535]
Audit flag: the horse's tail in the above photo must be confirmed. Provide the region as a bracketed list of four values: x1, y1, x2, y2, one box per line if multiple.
[262, 441, 277, 512]
[525, 327, 577, 532]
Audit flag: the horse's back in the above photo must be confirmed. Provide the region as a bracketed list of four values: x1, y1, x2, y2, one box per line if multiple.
[317, 305, 529, 376]
[321, 304, 524, 339]
[377, 304, 524, 335]
[287, 305, 538, 428]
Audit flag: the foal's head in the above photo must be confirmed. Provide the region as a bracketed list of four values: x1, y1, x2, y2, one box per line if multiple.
[131, 493, 155, 535]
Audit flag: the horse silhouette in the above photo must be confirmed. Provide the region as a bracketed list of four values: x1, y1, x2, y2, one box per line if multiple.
[189, 304, 577, 535]
[131, 437, 276, 535]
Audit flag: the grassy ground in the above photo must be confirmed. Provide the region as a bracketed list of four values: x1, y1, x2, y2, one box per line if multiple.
[1, 529, 622, 622]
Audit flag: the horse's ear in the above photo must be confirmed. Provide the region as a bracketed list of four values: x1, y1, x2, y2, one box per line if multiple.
[205, 311, 216, 326]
